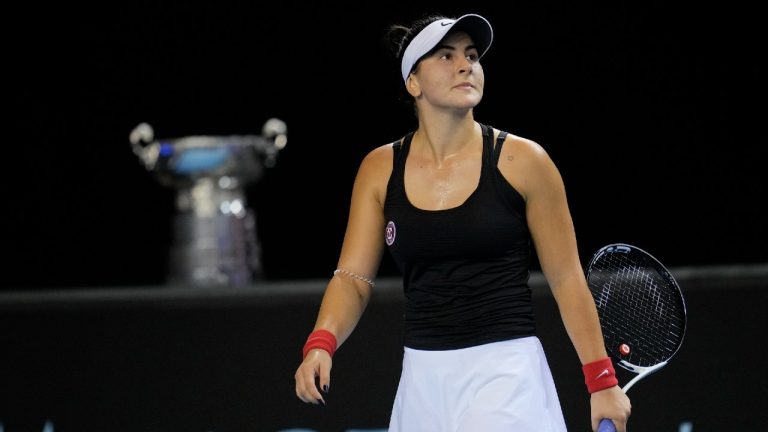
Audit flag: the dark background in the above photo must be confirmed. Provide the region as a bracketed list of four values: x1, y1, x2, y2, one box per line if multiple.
[5, 1, 765, 290]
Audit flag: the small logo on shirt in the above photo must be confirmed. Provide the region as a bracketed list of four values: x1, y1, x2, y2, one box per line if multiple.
[385, 221, 396, 246]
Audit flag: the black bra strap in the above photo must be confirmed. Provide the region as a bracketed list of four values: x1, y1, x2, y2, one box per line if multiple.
[493, 130, 509, 163]
[392, 131, 415, 165]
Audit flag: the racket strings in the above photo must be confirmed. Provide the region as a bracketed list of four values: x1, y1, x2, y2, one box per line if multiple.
[589, 252, 685, 368]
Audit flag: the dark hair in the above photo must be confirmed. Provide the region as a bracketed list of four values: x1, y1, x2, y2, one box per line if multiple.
[385, 14, 449, 65]
[382, 13, 450, 110]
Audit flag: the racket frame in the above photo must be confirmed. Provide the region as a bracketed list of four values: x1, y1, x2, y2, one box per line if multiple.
[587, 243, 688, 432]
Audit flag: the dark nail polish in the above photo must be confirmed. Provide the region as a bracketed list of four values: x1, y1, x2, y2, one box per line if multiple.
[317, 398, 326, 407]
[322, 384, 329, 393]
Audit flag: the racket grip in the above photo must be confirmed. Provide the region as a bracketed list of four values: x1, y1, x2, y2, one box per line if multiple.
[598, 418, 617, 432]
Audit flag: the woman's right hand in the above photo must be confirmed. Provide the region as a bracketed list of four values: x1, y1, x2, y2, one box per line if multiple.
[590, 385, 631, 432]
[294, 348, 332, 406]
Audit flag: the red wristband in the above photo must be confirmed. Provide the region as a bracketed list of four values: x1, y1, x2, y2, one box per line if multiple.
[302, 329, 338, 359]
[582, 357, 618, 393]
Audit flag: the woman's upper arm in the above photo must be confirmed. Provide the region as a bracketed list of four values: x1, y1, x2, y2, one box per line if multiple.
[335, 144, 393, 280]
[499, 137, 584, 289]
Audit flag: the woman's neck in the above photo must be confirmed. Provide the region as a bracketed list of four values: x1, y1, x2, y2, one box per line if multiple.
[413, 114, 480, 165]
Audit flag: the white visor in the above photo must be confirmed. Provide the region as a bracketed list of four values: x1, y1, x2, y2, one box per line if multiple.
[400, 13, 493, 83]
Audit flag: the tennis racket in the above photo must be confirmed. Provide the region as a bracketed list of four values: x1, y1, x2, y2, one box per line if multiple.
[585, 243, 687, 432]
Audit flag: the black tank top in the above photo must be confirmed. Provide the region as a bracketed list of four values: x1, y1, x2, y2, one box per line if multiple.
[384, 123, 536, 350]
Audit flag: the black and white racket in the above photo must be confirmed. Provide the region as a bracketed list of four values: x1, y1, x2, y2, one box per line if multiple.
[586, 243, 687, 432]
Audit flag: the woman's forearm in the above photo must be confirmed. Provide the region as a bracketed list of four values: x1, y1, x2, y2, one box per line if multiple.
[312, 277, 373, 347]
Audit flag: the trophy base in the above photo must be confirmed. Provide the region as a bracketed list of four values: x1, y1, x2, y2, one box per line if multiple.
[167, 210, 262, 288]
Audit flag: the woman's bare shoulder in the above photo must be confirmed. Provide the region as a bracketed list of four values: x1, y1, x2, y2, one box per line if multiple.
[353, 141, 399, 205]
[358, 139, 400, 174]
[493, 128, 561, 199]
[496, 130, 548, 160]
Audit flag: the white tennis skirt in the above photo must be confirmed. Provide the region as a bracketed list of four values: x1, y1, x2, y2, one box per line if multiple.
[388, 336, 567, 432]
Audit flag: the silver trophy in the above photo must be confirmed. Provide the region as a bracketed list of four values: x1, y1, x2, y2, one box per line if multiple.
[130, 119, 287, 287]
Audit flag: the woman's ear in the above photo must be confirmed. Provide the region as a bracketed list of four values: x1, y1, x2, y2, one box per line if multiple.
[406, 74, 422, 98]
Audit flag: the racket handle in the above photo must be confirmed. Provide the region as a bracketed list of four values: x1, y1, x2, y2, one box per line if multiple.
[598, 418, 617, 432]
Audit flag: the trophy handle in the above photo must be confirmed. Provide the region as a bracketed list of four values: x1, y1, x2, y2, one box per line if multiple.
[129, 122, 160, 170]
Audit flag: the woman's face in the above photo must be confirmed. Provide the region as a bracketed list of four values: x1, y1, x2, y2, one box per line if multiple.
[410, 31, 485, 110]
